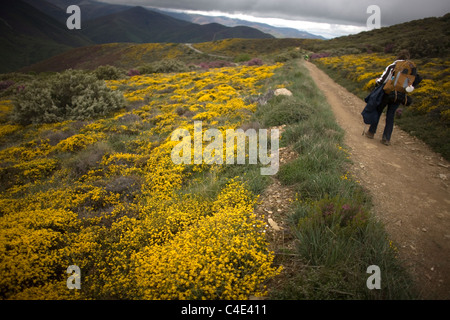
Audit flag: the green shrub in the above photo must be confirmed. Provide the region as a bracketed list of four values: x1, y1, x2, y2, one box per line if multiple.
[234, 53, 251, 63]
[137, 59, 188, 74]
[258, 95, 316, 127]
[274, 49, 302, 62]
[12, 70, 125, 125]
[94, 65, 126, 80]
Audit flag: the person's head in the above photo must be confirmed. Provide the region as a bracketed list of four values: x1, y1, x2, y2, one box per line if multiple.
[396, 50, 411, 60]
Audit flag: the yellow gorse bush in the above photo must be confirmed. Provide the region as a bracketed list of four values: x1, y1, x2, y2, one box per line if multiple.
[134, 181, 279, 300]
[0, 63, 282, 299]
[55, 133, 106, 153]
[0, 100, 14, 124]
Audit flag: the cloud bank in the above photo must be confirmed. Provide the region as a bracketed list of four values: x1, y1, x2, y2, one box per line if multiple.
[97, 0, 450, 37]
[99, 0, 449, 26]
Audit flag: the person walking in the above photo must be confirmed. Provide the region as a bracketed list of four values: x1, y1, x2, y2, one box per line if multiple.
[365, 50, 421, 145]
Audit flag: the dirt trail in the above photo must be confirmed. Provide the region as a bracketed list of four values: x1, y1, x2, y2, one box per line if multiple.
[184, 43, 229, 59]
[304, 60, 450, 299]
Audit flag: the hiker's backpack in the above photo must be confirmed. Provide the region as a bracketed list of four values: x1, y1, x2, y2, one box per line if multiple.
[383, 60, 417, 94]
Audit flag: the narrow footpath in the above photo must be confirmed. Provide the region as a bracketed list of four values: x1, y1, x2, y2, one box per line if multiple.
[304, 60, 450, 299]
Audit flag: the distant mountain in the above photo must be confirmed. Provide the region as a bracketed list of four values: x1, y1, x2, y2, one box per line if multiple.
[22, 0, 69, 23]
[0, 0, 93, 73]
[24, 1, 274, 44]
[80, 6, 274, 44]
[158, 9, 325, 40]
[28, 0, 133, 22]
[0, 0, 272, 73]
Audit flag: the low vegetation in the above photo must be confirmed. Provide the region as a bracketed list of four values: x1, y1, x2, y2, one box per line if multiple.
[301, 13, 450, 59]
[0, 62, 283, 299]
[12, 70, 125, 125]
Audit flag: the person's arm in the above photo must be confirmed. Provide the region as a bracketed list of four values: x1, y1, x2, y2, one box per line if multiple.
[376, 61, 397, 85]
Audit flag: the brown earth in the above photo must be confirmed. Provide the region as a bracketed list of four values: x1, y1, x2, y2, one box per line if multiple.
[302, 60, 450, 299]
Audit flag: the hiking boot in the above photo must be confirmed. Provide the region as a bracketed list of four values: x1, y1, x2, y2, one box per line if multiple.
[365, 131, 374, 139]
[381, 138, 390, 146]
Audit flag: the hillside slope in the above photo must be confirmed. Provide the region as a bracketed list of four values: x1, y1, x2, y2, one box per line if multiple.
[1, 2, 274, 73]
[0, 0, 93, 73]
[159, 9, 325, 39]
[19, 43, 194, 73]
[81, 6, 273, 44]
[36, 0, 133, 22]
[303, 13, 450, 58]
[19, 38, 306, 73]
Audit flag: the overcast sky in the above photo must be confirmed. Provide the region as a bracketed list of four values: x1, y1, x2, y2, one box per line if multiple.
[98, 0, 450, 38]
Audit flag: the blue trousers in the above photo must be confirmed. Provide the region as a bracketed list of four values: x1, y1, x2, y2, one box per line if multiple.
[368, 95, 399, 141]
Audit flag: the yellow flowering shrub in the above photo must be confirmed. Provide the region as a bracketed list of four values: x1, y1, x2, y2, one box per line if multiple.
[0, 100, 13, 123]
[0, 124, 21, 139]
[12, 158, 58, 182]
[133, 181, 280, 300]
[0, 140, 52, 163]
[0, 62, 283, 299]
[0, 208, 80, 298]
[55, 133, 105, 153]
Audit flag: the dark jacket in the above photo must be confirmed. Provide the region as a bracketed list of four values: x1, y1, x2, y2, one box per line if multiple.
[361, 84, 385, 125]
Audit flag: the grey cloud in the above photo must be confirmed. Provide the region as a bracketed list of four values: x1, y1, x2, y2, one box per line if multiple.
[98, 0, 450, 26]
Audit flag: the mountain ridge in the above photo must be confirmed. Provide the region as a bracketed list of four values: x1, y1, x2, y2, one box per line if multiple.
[1, 0, 274, 73]
[156, 9, 326, 40]
[0, 0, 93, 73]
[80, 6, 273, 44]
